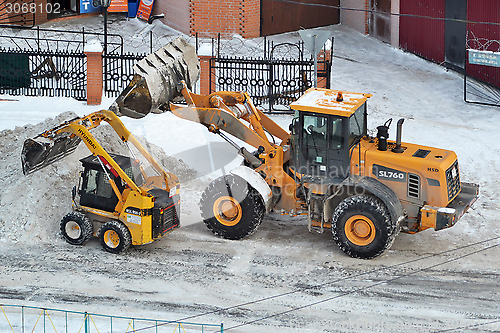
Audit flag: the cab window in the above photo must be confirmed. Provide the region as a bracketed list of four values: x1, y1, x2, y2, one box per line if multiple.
[349, 103, 366, 147]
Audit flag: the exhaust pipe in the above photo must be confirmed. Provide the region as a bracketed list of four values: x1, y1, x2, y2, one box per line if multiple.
[392, 118, 405, 153]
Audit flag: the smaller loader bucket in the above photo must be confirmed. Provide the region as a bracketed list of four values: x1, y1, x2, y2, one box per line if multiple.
[22, 133, 81, 175]
[110, 37, 200, 119]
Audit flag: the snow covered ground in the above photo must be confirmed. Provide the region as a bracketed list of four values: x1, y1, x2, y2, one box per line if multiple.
[0, 19, 499, 332]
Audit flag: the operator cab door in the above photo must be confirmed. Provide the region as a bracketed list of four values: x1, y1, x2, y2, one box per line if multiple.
[79, 167, 123, 212]
[294, 112, 349, 181]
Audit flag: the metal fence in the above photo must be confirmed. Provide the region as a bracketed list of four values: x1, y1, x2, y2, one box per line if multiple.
[0, 27, 332, 108]
[103, 52, 145, 97]
[464, 38, 500, 108]
[0, 48, 87, 100]
[207, 35, 333, 113]
[0, 25, 123, 54]
[0, 26, 127, 101]
[211, 57, 327, 112]
[0, 304, 223, 333]
[464, 73, 500, 107]
[209, 41, 332, 112]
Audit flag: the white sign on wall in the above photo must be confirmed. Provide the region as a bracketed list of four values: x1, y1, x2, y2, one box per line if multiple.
[468, 49, 500, 68]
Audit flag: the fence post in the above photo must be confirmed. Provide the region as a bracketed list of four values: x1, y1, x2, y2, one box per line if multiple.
[198, 55, 214, 95]
[84, 40, 104, 105]
[84, 312, 89, 333]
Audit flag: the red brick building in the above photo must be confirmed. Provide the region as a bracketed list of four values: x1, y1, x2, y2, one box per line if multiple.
[0, 0, 52, 26]
[149, 0, 261, 38]
[152, 0, 339, 38]
[1, 0, 339, 38]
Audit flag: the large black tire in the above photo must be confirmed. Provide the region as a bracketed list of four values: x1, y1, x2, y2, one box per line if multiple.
[97, 221, 132, 254]
[331, 194, 399, 259]
[60, 212, 93, 245]
[200, 175, 265, 240]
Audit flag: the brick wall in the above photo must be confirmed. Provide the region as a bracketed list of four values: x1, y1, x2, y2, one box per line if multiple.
[241, 0, 260, 38]
[340, 0, 368, 34]
[153, 0, 190, 35]
[0, 0, 47, 26]
[34, 0, 48, 25]
[189, 0, 260, 38]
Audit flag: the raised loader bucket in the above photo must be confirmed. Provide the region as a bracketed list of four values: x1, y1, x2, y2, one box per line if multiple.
[109, 37, 200, 119]
[22, 131, 81, 175]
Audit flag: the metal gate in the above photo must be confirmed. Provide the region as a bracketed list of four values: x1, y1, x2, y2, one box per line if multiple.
[0, 48, 87, 100]
[260, 0, 339, 36]
[0, 25, 124, 101]
[369, 0, 391, 43]
[210, 57, 331, 113]
[209, 41, 332, 113]
[103, 52, 145, 97]
[444, 0, 467, 71]
[464, 37, 500, 108]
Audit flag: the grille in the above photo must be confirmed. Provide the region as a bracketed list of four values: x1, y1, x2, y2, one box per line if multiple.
[446, 161, 461, 200]
[408, 173, 420, 199]
[163, 205, 179, 231]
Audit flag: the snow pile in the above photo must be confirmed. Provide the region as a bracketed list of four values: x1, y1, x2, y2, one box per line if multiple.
[0, 112, 195, 244]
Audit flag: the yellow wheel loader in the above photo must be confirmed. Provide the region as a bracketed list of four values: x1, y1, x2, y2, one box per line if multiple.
[113, 75, 478, 259]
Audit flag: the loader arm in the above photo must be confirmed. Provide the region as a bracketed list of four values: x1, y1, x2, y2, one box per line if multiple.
[22, 110, 177, 195]
[170, 83, 291, 156]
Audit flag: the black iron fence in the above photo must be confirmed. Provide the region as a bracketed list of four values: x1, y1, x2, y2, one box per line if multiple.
[0, 25, 123, 54]
[103, 52, 145, 97]
[0, 48, 87, 100]
[0, 27, 332, 108]
[211, 57, 326, 112]
[207, 35, 333, 113]
[0, 26, 125, 101]
[210, 55, 331, 113]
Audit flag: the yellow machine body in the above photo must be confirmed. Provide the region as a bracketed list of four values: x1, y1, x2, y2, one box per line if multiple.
[22, 110, 180, 250]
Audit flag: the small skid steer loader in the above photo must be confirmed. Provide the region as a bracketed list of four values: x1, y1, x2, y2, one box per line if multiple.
[22, 110, 181, 253]
[21, 37, 200, 253]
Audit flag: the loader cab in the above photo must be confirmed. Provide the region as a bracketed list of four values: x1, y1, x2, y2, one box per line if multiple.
[289, 88, 370, 182]
[78, 154, 140, 212]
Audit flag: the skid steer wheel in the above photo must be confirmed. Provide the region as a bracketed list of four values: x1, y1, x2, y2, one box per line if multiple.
[97, 221, 132, 254]
[331, 194, 399, 259]
[200, 174, 265, 240]
[60, 212, 93, 246]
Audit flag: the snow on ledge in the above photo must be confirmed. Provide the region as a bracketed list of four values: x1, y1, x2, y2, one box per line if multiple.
[197, 43, 212, 57]
[84, 39, 103, 53]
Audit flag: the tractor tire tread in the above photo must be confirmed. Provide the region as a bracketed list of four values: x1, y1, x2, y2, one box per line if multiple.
[97, 220, 132, 254]
[60, 211, 93, 246]
[331, 194, 399, 259]
[200, 175, 265, 240]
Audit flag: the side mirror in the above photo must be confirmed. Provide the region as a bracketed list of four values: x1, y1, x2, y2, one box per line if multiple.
[72, 186, 77, 201]
[289, 117, 299, 135]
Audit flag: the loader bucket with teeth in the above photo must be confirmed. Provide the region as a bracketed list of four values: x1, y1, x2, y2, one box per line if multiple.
[109, 37, 200, 119]
[22, 132, 81, 175]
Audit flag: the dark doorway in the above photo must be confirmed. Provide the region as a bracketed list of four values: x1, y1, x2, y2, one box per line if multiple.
[445, 0, 467, 71]
[369, 0, 391, 43]
[261, 0, 340, 37]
